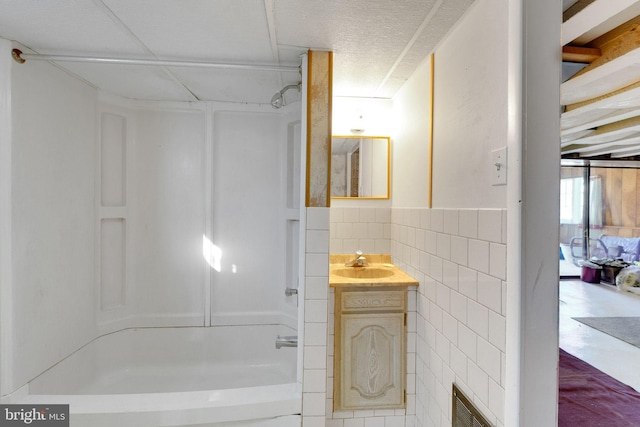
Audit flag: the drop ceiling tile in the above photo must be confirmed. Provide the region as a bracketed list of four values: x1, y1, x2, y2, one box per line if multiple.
[274, 0, 437, 96]
[168, 67, 299, 104]
[104, 0, 274, 63]
[58, 62, 196, 101]
[0, 0, 475, 102]
[0, 0, 149, 57]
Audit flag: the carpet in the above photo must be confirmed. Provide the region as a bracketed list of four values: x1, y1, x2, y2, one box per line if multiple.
[559, 348, 640, 426]
[572, 317, 640, 348]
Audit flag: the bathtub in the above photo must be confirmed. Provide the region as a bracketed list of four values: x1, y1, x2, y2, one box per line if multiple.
[11, 325, 301, 427]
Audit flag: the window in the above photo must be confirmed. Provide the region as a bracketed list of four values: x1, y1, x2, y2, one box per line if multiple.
[560, 177, 583, 224]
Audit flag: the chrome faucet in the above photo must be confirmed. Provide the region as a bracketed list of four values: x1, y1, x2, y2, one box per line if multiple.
[345, 250, 368, 267]
[275, 335, 298, 349]
[285, 288, 298, 296]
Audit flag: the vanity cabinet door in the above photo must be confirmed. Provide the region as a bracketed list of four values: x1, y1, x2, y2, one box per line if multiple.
[339, 312, 405, 409]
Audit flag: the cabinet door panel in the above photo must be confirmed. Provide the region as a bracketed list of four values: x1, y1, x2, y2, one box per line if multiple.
[339, 312, 405, 409]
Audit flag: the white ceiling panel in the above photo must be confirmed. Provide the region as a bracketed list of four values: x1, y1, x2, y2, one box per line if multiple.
[103, 0, 275, 63]
[167, 67, 297, 104]
[0, 0, 475, 102]
[0, 0, 150, 57]
[58, 62, 197, 101]
[274, 0, 438, 97]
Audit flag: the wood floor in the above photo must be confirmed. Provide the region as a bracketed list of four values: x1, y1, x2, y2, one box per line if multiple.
[559, 279, 640, 391]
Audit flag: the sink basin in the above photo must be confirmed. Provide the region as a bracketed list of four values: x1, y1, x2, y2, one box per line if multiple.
[329, 254, 419, 287]
[331, 267, 395, 279]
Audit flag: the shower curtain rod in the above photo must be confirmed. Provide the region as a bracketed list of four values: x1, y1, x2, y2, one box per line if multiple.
[11, 49, 299, 73]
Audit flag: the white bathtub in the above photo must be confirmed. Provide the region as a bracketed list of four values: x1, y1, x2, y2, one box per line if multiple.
[12, 325, 301, 427]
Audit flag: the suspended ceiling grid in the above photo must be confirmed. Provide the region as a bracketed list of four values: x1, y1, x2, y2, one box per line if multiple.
[0, 0, 473, 104]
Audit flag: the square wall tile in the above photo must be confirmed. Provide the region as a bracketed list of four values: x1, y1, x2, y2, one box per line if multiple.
[478, 209, 503, 243]
[303, 369, 327, 392]
[330, 207, 344, 223]
[468, 239, 490, 274]
[467, 361, 489, 404]
[359, 207, 376, 223]
[458, 323, 477, 360]
[374, 239, 391, 253]
[376, 207, 391, 223]
[305, 299, 328, 323]
[501, 209, 507, 244]
[330, 239, 344, 254]
[451, 236, 468, 266]
[368, 223, 384, 239]
[467, 300, 489, 339]
[420, 209, 431, 230]
[305, 276, 329, 300]
[304, 345, 328, 369]
[477, 273, 502, 314]
[443, 209, 459, 235]
[384, 416, 406, 427]
[458, 266, 478, 300]
[356, 239, 375, 253]
[303, 392, 327, 416]
[307, 229, 330, 253]
[450, 290, 468, 323]
[306, 253, 329, 276]
[488, 311, 506, 352]
[430, 209, 444, 232]
[302, 416, 326, 427]
[490, 243, 507, 280]
[308, 207, 330, 230]
[364, 417, 384, 427]
[343, 207, 360, 222]
[436, 233, 451, 260]
[476, 337, 501, 381]
[304, 322, 328, 345]
[410, 209, 421, 228]
[459, 209, 478, 239]
[336, 223, 353, 239]
[344, 418, 365, 427]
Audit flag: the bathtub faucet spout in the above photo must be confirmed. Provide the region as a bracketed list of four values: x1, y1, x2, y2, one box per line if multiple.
[275, 335, 298, 349]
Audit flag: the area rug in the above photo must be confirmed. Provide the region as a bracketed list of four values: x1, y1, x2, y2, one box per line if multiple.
[559, 348, 640, 426]
[572, 317, 640, 348]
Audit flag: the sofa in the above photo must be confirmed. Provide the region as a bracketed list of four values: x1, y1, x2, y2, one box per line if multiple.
[599, 235, 640, 262]
[569, 235, 640, 262]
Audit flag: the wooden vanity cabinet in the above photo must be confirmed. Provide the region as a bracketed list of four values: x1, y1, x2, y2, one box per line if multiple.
[333, 286, 407, 411]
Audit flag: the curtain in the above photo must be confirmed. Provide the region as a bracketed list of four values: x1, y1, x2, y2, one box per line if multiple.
[590, 175, 603, 228]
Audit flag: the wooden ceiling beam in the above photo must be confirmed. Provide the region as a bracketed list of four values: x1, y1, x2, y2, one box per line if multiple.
[562, 45, 601, 63]
[562, 14, 640, 106]
[570, 15, 640, 79]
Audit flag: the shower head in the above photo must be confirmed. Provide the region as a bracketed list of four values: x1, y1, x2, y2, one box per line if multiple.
[270, 83, 301, 109]
[270, 92, 285, 109]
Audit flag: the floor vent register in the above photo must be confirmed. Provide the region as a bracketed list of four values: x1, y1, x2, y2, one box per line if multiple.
[452, 384, 493, 427]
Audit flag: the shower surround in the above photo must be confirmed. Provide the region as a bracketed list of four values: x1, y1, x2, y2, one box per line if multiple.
[0, 39, 304, 426]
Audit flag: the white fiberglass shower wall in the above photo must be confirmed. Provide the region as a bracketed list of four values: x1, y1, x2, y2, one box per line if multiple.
[0, 37, 303, 400]
[209, 110, 300, 327]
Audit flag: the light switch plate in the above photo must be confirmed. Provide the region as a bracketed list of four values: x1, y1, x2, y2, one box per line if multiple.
[491, 147, 507, 186]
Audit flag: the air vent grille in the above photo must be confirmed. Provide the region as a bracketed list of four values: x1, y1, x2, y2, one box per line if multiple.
[452, 384, 493, 427]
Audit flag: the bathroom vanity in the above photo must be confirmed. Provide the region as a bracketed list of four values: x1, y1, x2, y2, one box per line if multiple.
[329, 255, 418, 411]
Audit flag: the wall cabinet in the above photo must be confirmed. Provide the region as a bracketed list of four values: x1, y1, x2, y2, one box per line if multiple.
[334, 286, 407, 410]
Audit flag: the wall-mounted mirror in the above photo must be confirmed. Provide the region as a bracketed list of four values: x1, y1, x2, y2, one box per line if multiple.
[331, 136, 390, 199]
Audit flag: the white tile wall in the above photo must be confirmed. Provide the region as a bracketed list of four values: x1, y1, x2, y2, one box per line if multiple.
[303, 207, 330, 426]
[390, 208, 507, 427]
[330, 207, 391, 254]
[327, 207, 415, 427]
[319, 207, 506, 427]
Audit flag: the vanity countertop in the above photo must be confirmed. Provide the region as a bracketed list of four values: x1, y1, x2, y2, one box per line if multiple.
[329, 254, 419, 288]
